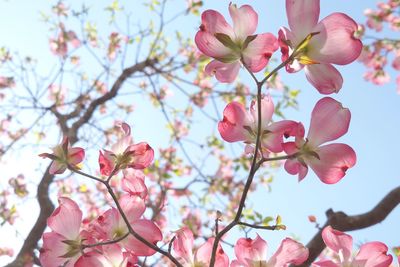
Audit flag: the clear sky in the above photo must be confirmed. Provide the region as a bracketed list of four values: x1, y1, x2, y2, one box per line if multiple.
[0, 0, 399, 265]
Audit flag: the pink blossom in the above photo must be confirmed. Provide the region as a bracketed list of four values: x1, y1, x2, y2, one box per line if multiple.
[195, 238, 229, 267]
[195, 3, 278, 82]
[39, 197, 84, 267]
[74, 244, 138, 267]
[39, 137, 85, 174]
[314, 226, 393, 267]
[279, 0, 362, 94]
[364, 69, 391, 85]
[218, 95, 299, 153]
[48, 84, 67, 105]
[121, 169, 148, 199]
[172, 227, 195, 265]
[91, 194, 162, 256]
[99, 122, 154, 176]
[107, 32, 122, 61]
[283, 97, 356, 184]
[0, 76, 15, 89]
[49, 24, 81, 58]
[231, 235, 309, 267]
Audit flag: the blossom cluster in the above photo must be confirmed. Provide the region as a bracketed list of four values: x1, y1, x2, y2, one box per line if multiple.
[358, 0, 400, 92]
[35, 0, 398, 266]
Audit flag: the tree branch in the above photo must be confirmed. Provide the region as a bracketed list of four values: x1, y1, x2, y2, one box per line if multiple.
[6, 166, 54, 267]
[298, 186, 400, 267]
[6, 58, 157, 267]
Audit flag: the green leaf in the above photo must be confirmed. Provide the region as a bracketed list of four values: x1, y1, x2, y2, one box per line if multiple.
[242, 34, 257, 50]
[214, 33, 238, 51]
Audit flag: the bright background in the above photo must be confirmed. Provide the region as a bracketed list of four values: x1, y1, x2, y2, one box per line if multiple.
[0, 0, 399, 265]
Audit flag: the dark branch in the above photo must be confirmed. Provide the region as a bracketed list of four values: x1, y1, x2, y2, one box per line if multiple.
[6, 166, 54, 267]
[298, 186, 400, 267]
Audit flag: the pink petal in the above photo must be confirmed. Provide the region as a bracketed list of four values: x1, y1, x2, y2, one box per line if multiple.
[99, 150, 115, 176]
[321, 226, 352, 263]
[121, 173, 148, 199]
[234, 234, 268, 264]
[173, 227, 195, 264]
[304, 64, 343, 94]
[268, 238, 309, 266]
[242, 33, 278, 72]
[39, 232, 70, 267]
[309, 13, 363, 65]
[284, 158, 309, 182]
[111, 123, 133, 155]
[127, 142, 154, 169]
[283, 142, 300, 156]
[125, 219, 162, 256]
[308, 143, 356, 184]
[195, 31, 233, 59]
[263, 120, 300, 153]
[120, 194, 146, 221]
[47, 197, 82, 240]
[286, 0, 320, 38]
[313, 260, 340, 267]
[49, 161, 67, 175]
[205, 60, 240, 83]
[278, 27, 304, 73]
[353, 242, 393, 267]
[75, 254, 103, 267]
[200, 9, 235, 36]
[307, 97, 350, 147]
[68, 147, 85, 165]
[249, 95, 275, 131]
[218, 101, 252, 142]
[195, 238, 229, 267]
[229, 4, 258, 40]
[195, 9, 235, 58]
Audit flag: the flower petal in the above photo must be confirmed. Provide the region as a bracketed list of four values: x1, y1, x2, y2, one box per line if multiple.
[99, 150, 115, 176]
[234, 234, 268, 264]
[173, 227, 195, 264]
[196, 238, 229, 267]
[263, 120, 300, 153]
[309, 13, 363, 65]
[308, 143, 356, 184]
[353, 242, 393, 267]
[286, 0, 320, 38]
[205, 60, 240, 83]
[218, 101, 252, 142]
[200, 9, 235, 36]
[195, 31, 233, 58]
[125, 219, 162, 256]
[242, 33, 278, 72]
[120, 194, 146, 221]
[307, 97, 350, 146]
[268, 238, 309, 266]
[304, 64, 343, 94]
[249, 95, 275, 131]
[278, 27, 304, 73]
[229, 4, 258, 40]
[47, 197, 82, 240]
[313, 260, 340, 267]
[284, 157, 309, 182]
[40, 232, 71, 267]
[68, 147, 85, 166]
[127, 142, 154, 169]
[321, 226, 353, 263]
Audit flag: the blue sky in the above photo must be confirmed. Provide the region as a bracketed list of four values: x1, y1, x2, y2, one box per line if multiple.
[0, 0, 399, 264]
